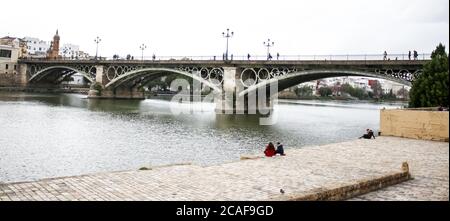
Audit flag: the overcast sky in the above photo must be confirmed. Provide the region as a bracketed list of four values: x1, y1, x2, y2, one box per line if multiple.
[1, 0, 448, 57]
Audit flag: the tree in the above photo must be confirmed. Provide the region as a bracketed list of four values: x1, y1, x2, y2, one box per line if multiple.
[318, 87, 332, 97]
[295, 85, 313, 97]
[340, 83, 368, 100]
[397, 87, 409, 100]
[409, 43, 449, 107]
[370, 80, 383, 99]
[146, 78, 167, 91]
[382, 89, 397, 100]
[331, 82, 341, 95]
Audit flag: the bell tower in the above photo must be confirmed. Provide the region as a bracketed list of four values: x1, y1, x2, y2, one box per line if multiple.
[47, 29, 60, 59]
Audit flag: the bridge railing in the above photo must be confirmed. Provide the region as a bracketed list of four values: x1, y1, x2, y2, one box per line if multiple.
[20, 53, 432, 62]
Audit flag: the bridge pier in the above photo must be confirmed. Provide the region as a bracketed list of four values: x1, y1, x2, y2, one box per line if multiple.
[17, 64, 29, 87]
[88, 87, 145, 99]
[87, 65, 145, 99]
[215, 67, 274, 115]
[103, 87, 145, 99]
[215, 67, 238, 114]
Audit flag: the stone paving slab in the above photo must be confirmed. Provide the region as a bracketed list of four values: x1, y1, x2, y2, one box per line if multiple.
[0, 137, 448, 201]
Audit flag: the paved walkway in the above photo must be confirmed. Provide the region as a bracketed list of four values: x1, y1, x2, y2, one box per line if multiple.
[0, 137, 448, 201]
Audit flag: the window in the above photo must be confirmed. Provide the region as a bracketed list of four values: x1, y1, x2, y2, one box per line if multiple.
[5, 64, 9, 70]
[14, 65, 17, 70]
[0, 49, 12, 58]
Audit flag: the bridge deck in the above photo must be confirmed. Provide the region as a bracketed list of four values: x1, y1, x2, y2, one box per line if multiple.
[19, 59, 426, 67]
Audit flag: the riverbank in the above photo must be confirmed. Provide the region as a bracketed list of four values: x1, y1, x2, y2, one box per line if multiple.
[277, 91, 409, 103]
[0, 86, 90, 94]
[0, 136, 447, 201]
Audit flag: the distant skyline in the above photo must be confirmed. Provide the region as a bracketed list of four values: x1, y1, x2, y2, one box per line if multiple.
[1, 0, 448, 57]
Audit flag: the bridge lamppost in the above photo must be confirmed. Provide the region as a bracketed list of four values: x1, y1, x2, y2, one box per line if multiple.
[222, 28, 234, 61]
[94, 36, 101, 60]
[263, 39, 274, 60]
[139, 44, 147, 61]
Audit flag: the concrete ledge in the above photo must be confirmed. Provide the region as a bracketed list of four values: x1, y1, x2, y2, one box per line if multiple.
[272, 163, 412, 201]
[380, 109, 449, 142]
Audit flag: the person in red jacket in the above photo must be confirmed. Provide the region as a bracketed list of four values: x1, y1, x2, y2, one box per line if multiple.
[264, 142, 276, 157]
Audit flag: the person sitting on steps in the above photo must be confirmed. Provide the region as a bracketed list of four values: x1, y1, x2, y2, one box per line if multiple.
[276, 142, 286, 156]
[264, 142, 276, 157]
[359, 129, 376, 139]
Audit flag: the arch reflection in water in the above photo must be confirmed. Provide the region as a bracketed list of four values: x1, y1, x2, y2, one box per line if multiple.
[0, 92, 406, 182]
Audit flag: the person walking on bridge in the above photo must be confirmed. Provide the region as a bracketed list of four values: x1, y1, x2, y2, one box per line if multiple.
[408, 51, 412, 60]
[383, 51, 388, 60]
[247, 53, 251, 60]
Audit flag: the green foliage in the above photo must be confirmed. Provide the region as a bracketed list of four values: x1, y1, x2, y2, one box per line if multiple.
[147, 78, 168, 90]
[295, 86, 313, 97]
[382, 89, 397, 100]
[318, 87, 332, 97]
[340, 83, 368, 99]
[409, 43, 449, 107]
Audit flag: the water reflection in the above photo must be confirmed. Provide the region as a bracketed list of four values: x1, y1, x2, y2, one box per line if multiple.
[0, 91, 405, 183]
[214, 114, 263, 129]
[87, 99, 142, 112]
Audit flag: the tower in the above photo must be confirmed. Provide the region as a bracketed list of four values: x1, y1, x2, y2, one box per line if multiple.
[47, 30, 60, 59]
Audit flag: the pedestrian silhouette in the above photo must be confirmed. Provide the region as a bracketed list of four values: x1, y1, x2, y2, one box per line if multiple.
[408, 51, 411, 60]
[383, 51, 387, 60]
[277, 53, 280, 60]
[247, 53, 251, 60]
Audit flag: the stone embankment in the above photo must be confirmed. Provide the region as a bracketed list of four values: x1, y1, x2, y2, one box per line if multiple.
[0, 137, 448, 201]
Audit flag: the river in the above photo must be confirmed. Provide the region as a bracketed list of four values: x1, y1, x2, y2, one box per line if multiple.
[0, 92, 405, 183]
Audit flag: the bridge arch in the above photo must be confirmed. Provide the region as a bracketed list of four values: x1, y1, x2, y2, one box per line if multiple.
[28, 65, 95, 84]
[104, 67, 223, 92]
[238, 69, 413, 98]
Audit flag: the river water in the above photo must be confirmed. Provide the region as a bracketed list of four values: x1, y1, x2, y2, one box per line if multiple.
[0, 92, 405, 183]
